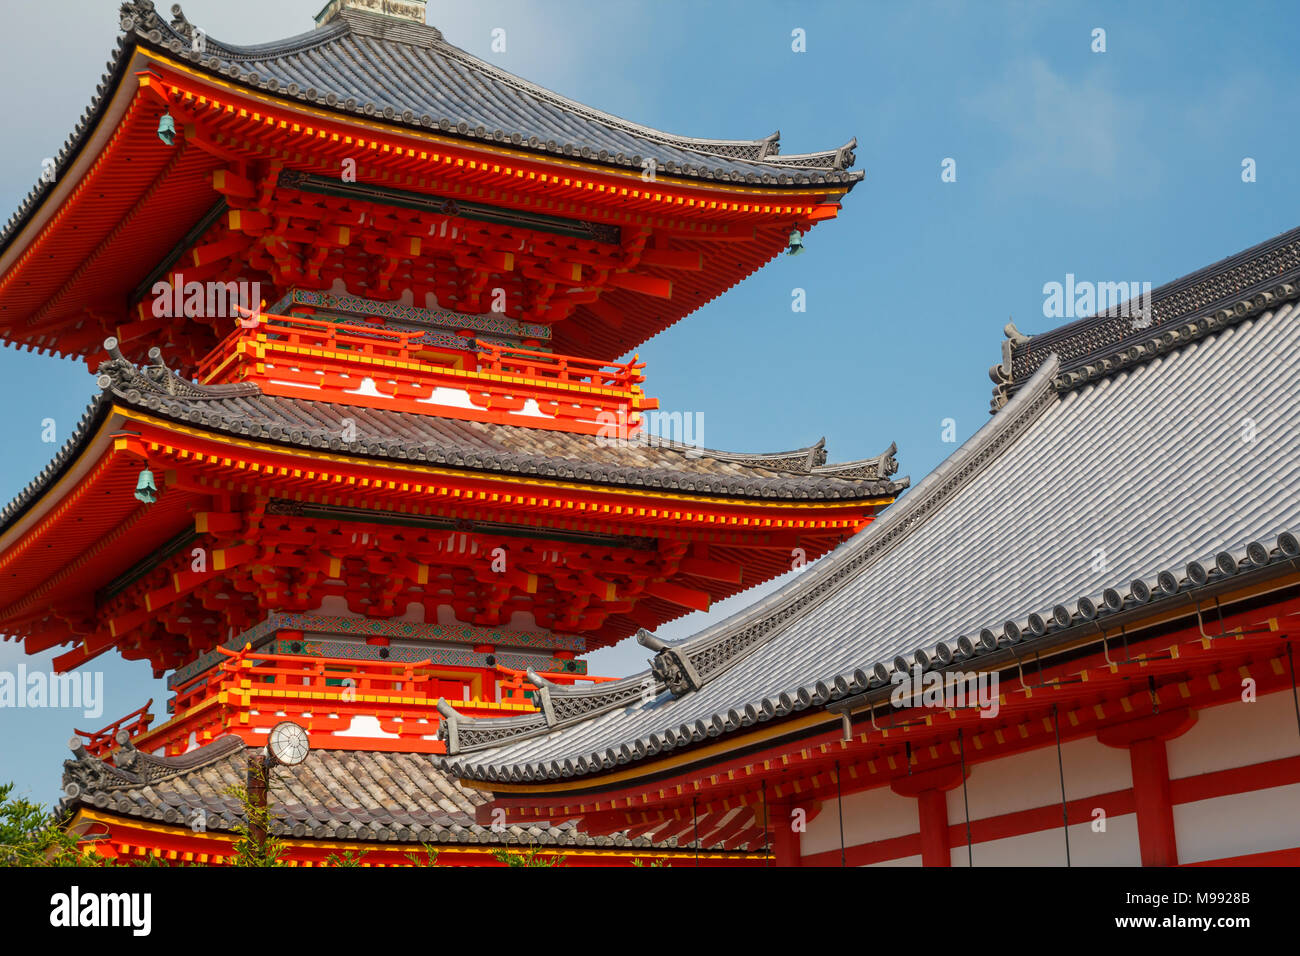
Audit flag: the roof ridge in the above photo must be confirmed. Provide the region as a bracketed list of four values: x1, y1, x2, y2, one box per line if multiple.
[648, 437, 898, 481]
[96, 336, 262, 401]
[123, 1, 859, 182]
[811, 442, 899, 480]
[62, 732, 244, 803]
[991, 224, 1300, 409]
[159, 2, 358, 59]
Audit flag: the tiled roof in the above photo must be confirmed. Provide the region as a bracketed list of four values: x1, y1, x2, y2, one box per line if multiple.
[0, 346, 905, 535]
[439, 279, 1300, 782]
[135, 2, 860, 184]
[59, 734, 680, 849]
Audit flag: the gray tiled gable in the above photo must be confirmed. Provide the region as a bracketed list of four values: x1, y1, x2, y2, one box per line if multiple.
[445, 300, 1300, 777]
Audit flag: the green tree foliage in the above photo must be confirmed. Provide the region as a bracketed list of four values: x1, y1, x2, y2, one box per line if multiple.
[403, 842, 440, 867]
[491, 843, 566, 867]
[0, 782, 105, 867]
[324, 849, 369, 867]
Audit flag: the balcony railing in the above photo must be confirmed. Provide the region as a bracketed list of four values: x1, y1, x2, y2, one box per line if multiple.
[193, 312, 654, 433]
[126, 645, 615, 755]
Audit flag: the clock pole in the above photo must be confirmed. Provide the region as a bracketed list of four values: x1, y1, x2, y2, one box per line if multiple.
[247, 721, 309, 861]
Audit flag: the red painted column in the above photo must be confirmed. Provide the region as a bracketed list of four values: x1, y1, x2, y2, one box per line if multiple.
[891, 764, 968, 868]
[916, 789, 950, 867]
[1098, 709, 1196, 867]
[1129, 738, 1177, 867]
[771, 807, 802, 867]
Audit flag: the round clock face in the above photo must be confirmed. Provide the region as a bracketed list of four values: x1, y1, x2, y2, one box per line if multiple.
[267, 721, 310, 766]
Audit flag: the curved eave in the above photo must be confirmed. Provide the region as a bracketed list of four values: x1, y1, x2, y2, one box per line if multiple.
[0, 53, 227, 359]
[0, 0, 861, 266]
[0, 394, 111, 541]
[0, 371, 904, 559]
[0, 410, 210, 633]
[89, 358, 910, 503]
[0, 395, 902, 560]
[0, 46, 856, 367]
[443, 558, 1300, 791]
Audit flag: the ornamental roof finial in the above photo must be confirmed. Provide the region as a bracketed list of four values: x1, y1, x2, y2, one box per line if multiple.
[314, 0, 428, 28]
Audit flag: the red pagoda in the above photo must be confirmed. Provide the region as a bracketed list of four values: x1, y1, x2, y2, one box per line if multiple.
[0, 1, 901, 865]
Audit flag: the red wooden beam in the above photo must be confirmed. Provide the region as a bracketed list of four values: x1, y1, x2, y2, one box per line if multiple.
[700, 808, 753, 847]
[605, 272, 672, 299]
[677, 556, 743, 584]
[639, 248, 703, 271]
[643, 580, 711, 613]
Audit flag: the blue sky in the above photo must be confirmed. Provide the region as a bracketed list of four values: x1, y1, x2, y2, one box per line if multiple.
[0, 0, 1296, 806]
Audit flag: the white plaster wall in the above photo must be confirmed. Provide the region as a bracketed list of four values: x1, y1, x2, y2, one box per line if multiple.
[804, 690, 1300, 866]
[866, 854, 921, 867]
[804, 737, 1133, 864]
[949, 735, 1132, 821]
[1166, 690, 1300, 780]
[948, 816, 1141, 866]
[1174, 782, 1300, 863]
[801, 784, 918, 857]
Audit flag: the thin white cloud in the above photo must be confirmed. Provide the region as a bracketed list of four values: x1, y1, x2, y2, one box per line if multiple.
[964, 57, 1152, 193]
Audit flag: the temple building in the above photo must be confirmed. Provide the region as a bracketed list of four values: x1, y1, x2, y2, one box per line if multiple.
[441, 227, 1300, 867]
[0, 1, 902, 864]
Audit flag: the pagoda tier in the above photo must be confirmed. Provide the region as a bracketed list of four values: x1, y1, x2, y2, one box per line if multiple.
[0, 0, 862, 372]
[0, 338, 904, 675]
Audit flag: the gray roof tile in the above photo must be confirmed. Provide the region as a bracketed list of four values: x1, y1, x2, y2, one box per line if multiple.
[60, 735, 717, 848]
[131, 4, 859, 183]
